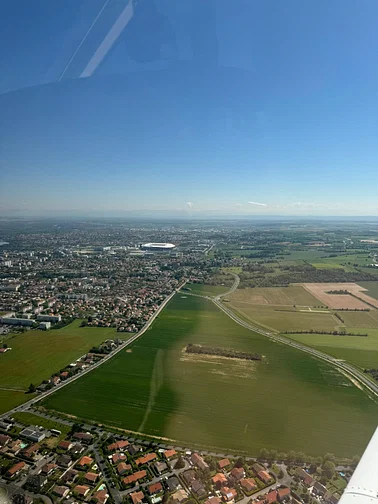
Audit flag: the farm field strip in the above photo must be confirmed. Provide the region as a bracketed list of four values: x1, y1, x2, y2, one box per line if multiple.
[42, 294, 378, 457]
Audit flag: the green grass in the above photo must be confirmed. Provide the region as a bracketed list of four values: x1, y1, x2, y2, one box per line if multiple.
[285, 328, 378, 369]
[11, 412, 70, 435]
[228, 303, 339, 333]
[230, 286, 322, 306]
[358, 282, 378, 300]
[0, 390, 31, 415]
[0, 320, 117, 390]
[184, 284, 230, 297]
[311, 263, 344, 269]
[42, 295, 378, 457]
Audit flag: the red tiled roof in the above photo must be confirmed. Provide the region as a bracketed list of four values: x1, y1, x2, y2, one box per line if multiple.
[74, 485, 90, 496]
[148, 482, 163, 494]
[135, 453, 157, 465]
[130, 491, 144, 504]
[212, 473, 227, 484]
[85, 472, 99, 482]
[240, 478, 257, 492]
[218, 459, 230, 469]
[78, 456, 93, 466]
[58, 440, 72, 450]
[123, 470, 147, 485]
[258, 470, 272, 483]
[164, 449, 177, 459]
[7, 461, 25, 476]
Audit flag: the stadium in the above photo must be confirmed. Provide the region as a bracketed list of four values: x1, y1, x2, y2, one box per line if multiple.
[141, 243, 176, 251]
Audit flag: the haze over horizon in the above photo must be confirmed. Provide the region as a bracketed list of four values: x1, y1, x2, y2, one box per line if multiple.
[1, 0, 378, 217]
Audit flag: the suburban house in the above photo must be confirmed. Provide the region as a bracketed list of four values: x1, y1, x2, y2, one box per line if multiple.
[313, 482, 327, 497]
[78, 455, 94, 467]
[240, 478, 257, 493]
[74, 485, 90, 497]
[135, 453, 157, 465]
[206, 498, 222, 504]
[57, 455, 73, 468]
[171, 489, 188, 504]
[21, 443, 40, 459]
[191, 480, 207, 498]
[117, 462, 132, 475]
[182, 470, 196, 485]
[53, 486, 70, 498]
[230, 467, 245, 481]
[61, 469, 78, 484]
[277, 488, 291, 502]
[148, 482, 163, 495]
[218, 459, 231, 470]
[167, 476, 180, 492]
[84, 472, 99, 484]
[58, 440, 73, 450]
[221, 487, 238, 502]
[212, 473, 228, 487]
[40, 463, 58, 476]
[258, 470, 272, 484]
[112, 453, 127, 464]
[264, 490, 278, 504]
[191, 452, 209, 471]
[0, 434, 11, 447]
[128, 444, 142, 456]
[252, 463, 265, 474]
[123, 470, 147, 485]
[154, 461, 168, 474]
[6, 461, 26, 478]
[93, 489, 109, 504]
[164, 449, 177, 459]
[71, 443, 85, 456]
[130, 491, 145, 504]
[107, 440, 129, 452]
[73, 432, 93, 443]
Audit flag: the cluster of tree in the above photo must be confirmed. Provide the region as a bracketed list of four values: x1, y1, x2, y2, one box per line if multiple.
[186, 343, 262, 361]
[364, 368, 378, 381]
[326, 290, 349, 294]
[282, 330, 367, 337]
[337, 307, 369, 312]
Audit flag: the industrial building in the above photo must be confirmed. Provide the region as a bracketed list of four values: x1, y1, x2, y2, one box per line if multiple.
[20, 427, 46, 443]
[0, 317, 35, 326]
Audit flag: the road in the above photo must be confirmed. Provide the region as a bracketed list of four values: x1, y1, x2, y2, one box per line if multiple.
[0, 282, 186, 420]
[215, 273, 240, 299]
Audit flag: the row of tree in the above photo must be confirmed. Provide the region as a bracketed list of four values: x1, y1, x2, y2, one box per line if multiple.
[186, 343, 262, 361]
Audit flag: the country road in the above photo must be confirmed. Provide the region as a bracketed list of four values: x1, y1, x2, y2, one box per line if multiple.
[0, 281, 186, 420]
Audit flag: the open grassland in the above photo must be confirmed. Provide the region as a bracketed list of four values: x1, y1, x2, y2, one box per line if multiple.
[0, 390, 31, 415]
[229, 286, 322, 306]
[358, 282, 378, 300]
[286, 328, 378, 370]
[0, 320, 117, 390]
[228, 303, 339, 333]
[311, 263, 344, 269]
[42, 295, 378, 457]
[185, 283, 230, 297]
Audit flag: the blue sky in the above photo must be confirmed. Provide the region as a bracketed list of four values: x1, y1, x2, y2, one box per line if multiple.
[1, 0, 378, 217]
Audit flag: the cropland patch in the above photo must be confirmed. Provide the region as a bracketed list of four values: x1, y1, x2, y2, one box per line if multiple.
[229, 286, 322, 306]
[302, 283, 378, 309]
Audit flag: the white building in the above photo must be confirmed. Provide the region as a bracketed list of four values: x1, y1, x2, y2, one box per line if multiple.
[39, 322, 51, 330]
[36, 314, 61, 323]
[0, 317, 35, 326]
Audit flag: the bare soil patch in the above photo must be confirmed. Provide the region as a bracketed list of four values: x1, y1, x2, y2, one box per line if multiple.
[302, 283, 378, 309]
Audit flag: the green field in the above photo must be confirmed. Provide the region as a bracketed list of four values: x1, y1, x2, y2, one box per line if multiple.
[358, 282, 378, 300]
[43, 295, 378, 457]
[338, 310, 378, 328]
[184, 283, 230, 297]
[311, 262, 344, 269]
[0, 390, 31, 415]
[229, 286, 322, 306]
[286, 328, 378, 369]
[0, 320, 117, 390]
[229, 303, 339, 332]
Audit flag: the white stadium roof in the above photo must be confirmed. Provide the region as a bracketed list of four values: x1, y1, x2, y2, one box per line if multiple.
[142, 243, 176, 249]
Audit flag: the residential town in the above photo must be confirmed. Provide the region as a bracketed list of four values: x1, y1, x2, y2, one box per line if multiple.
[0, 412, 350, 504]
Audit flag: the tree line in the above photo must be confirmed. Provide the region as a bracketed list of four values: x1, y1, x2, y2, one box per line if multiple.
[186, 343, 262, 361]
[282, 330, 368, 337]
